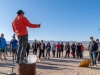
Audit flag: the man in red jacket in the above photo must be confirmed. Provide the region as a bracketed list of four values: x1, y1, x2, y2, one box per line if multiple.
[12, 10, 40, 63]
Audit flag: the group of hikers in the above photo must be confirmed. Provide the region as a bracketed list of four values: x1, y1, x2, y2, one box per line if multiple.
[0, 10, 100, 67]
[29, 40, 84, 59]
[0, 34, 84, 61]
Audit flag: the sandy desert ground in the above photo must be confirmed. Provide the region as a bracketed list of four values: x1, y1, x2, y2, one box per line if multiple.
[0, 50, 100, 75]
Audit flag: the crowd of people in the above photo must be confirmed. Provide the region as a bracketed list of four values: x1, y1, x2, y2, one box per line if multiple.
[0, 10, 100, 67]
[24, 39, 84, 59]
[0, 33, 100, 67]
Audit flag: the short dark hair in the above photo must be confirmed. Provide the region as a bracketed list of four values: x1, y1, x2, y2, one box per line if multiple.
[17, 10, 24, 14]
[90, 37, 93, 39]
[96, 39, 99, 41]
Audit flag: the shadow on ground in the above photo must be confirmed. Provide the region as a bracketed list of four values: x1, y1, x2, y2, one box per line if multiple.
[36, 64, 74, 70]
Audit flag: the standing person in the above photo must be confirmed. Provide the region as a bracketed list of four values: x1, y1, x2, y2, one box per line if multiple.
[46, 42, 51, 59]
[80, 43, 84, 58]
[12, 10, 40, 63]
[77, 43, 82, 59]
[25, 43, 30, 57]
[96, 39, 100, 64]
[57, 42, 61, 58]
[60, 42, 64, 57]
[71, 42, 76, 58]
[88, 37, 98, 66]
[0, 33, 7, 60]
[10, 36, 18, 60]
[39, 40, 45, 59]
[32, 39, 38, 55]
[52, 44, 56, 58]
[65, 42, 70, 58]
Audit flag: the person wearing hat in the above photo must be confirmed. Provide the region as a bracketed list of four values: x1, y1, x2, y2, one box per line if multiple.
[12, 10, 41, 63]
[96, 39, 100, 64]
[88, 37, 98, 66]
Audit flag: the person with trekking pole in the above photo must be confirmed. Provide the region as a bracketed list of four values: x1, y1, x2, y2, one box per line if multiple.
[12, 10, 41, 63]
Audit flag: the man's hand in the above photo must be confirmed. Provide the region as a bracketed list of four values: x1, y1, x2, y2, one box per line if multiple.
[38, 23, 41, 28]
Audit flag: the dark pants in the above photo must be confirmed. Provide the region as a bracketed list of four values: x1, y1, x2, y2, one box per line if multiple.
[25, 48, 29, 57]
[77, 50, 82, 59]
[52, 50, 55, 57]
[72, 50, 75, 58]
[46, 50, 50, 58]
[39, 50, 44, 58]
[33, 49, 37, 55]
[98, 51, 100, 62]
[65, 50, 70, 58]
[17, 34, 28, 62]
[57, 50, 60, 58]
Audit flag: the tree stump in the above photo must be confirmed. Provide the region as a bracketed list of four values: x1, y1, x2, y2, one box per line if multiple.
[17, 63, 36, 75]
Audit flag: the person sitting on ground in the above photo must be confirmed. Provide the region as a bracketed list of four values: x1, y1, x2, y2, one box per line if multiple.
[10, 36, 18, 60]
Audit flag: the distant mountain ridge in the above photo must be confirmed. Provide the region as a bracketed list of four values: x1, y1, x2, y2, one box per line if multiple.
[7, 40, 89, 46]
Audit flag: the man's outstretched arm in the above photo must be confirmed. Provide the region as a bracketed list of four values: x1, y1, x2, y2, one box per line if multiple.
[23, 17, 40, 28]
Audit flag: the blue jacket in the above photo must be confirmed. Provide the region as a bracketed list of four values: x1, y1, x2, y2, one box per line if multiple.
[0, 37, 6, 48]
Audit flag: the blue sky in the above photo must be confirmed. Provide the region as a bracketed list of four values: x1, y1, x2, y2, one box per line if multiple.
[0, 0, 100, 41]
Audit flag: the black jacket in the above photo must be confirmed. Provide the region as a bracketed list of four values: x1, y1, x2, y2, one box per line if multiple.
[88, 41, 98, 52]
[77, 45, 81, 51]
[32, 42, 39, 50]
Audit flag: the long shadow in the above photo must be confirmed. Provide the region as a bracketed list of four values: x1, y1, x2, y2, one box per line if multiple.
[39, 62, 77, 67]
[92, 67, 100, 70]
[0, 72, 8, 75]
[0, 62, 16, 67]
[36, 64, 59, 70]
[42, 58, 81, 63]
[36, 64, 74, 70]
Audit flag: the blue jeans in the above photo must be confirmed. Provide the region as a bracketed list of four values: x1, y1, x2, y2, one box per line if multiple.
[90, 52, 96, 65]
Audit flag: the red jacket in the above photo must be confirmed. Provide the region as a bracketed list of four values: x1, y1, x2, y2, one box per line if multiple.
[80, 44, 84, 51]
[57, 44, 61, 50]
[12, 15, 39, 37]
